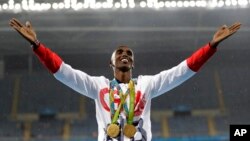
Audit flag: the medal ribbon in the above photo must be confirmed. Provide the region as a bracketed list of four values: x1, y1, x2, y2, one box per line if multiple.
[109, 79, 135, 125]
[127, 80, 135, 125]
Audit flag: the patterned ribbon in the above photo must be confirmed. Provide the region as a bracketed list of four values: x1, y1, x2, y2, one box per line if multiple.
[109, 79, 135, 124]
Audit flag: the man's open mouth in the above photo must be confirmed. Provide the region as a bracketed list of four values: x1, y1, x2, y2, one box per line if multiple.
[121, 58, 129, 63]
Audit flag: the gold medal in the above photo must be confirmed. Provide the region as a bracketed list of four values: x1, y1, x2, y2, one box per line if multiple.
[107, 124, 120, 138]
[123, 124, 136, 138]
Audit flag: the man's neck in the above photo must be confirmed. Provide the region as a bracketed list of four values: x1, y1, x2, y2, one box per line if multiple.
[114, 70, 132, 83]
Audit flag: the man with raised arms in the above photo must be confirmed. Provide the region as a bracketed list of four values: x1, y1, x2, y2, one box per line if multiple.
[9, 18, 241, 141]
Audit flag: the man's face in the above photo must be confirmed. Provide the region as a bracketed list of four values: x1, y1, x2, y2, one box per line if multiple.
[111, 46, 134, 71]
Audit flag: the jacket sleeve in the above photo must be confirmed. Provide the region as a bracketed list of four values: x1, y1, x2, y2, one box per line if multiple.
[186, 43, 217, 72]
[33, 43, 106, 99]
[33, 43, 62, 73]
[151, 43, 216, 98]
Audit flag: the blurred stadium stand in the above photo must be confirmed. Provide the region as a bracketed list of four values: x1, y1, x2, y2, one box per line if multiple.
[0, 78, 14, 119]
[0, 120, 23, 137]
[168, 116, 209, 137]
[19, 73, 80, 113]
[31, 119, 64, 138]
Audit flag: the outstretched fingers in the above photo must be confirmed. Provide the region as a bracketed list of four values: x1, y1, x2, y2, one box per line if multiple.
[9, 18, 23, 31]
[9, 22, 20, 33]
[229, 22, 241, 30]
[9, 18, 28, 37]
[10, 18, 22, 28]
[13, 18, 24, 27]
[228, 22, 241, 35]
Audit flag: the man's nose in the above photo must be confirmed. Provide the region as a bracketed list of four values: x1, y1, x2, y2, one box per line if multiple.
[122, 52, 128, 56]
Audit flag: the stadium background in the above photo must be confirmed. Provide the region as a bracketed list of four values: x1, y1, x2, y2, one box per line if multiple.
[0, 0, 250, 141]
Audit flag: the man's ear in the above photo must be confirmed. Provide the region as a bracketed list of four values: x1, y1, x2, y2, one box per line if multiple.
[131, 56, 135, 69]
[109, 60, 113, 68]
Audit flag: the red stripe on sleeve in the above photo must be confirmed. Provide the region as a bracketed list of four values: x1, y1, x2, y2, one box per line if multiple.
[33, 43, 63, 73]
[186, 43, 217, 72]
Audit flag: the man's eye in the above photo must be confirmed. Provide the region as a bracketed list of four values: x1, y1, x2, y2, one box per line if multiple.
[127, 51, 132, 56]
[117, 50, 123, 54]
